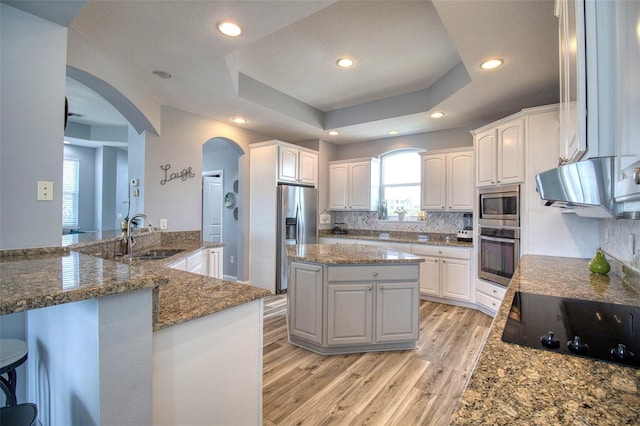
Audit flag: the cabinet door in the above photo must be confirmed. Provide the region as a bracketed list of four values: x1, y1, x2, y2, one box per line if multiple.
[327, 283, 373, 345]
[169, 257, 187, 271]
[278, 147, 298, 183]
[475, 130, 497, 187]
[440, 258, 471, 301]
[207, 247, 223, 279]
[417, 256, 440, 296]
[496, 119, 525, 185]
[186, 250, 203, 275]
[375, 281, 419, 343]
[328, 164, 349, 210]
[289, 263, 323, 344]
[447, 151, 474, 210]
[298, 151, 318, 186]
[348, 161, 371, 210]
[420, 154, 446, 210]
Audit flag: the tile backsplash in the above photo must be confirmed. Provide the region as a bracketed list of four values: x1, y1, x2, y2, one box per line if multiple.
[332, 211, 469, 234]
[600, 218, 640, 274]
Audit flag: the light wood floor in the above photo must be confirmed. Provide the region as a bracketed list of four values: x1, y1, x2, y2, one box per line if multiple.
[263, 299, 493, 426]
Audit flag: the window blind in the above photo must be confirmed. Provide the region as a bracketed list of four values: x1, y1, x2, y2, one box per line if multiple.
[62, 158, 79, 228]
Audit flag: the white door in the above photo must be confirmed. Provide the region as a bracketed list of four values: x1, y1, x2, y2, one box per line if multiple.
[202, 174, 223, 243]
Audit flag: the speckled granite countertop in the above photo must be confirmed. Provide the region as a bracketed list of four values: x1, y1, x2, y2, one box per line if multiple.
[287, 243, 424, 264]
[1, 231, 270, 331]
[450, 255, 640, 425]
[318, 229, 473, 248]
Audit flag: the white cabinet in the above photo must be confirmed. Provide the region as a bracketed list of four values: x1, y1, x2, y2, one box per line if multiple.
[207, 247, 223, 279]
[278, 145, 318, 186]
[475, 279, 506, 317]
[185, 250, 203, 274]
[169, 257, 187, 271]
[328, 158, 380, 211]
[289, 262, 323, 344]
[411, 245, 471, 302]
[473, 117, 525, 187]
[327, 283, 373, 345]
[420, 149, 473, 211]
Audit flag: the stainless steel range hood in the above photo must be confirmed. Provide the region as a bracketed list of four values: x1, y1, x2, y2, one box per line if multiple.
[535, 157, 622, 218]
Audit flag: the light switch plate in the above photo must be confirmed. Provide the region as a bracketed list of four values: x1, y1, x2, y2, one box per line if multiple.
[160, 219, 167, 229]
[37, 181, 53, 201]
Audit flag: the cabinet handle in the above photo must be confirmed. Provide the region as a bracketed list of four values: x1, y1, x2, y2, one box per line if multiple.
[372, 272, 378, 277]
[442, 260, 446, 263]
[379, 285, 384, 289]
[492, 302, 496, 307]
[634, 167, 640, 185]
[491, 181, 495, 184]
[368, 286, 372, 291]
[435, 259, 439, 263]
[493, 289, 497, 294]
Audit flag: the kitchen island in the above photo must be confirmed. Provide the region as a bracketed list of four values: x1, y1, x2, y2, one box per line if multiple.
[286, 244, 423, 355]
[450, 255, 640, 425]
[0, 231, 270, 426]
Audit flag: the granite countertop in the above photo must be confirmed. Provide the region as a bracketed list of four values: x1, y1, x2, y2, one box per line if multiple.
[286, 243, 424, 265]
[1, 232, 270, 331]
[450, 255, 640, 425]
[318, 229, 473, 248]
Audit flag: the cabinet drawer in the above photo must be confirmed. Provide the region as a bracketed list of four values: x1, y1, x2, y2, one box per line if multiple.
[411, 244, 471, 260]
[475, 291, 502, 313]
[328, 265, 418, 282]
[476, 280, 507, 300]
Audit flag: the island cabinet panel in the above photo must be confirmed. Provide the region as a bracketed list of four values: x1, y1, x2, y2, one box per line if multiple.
[375, 282, 419, 342]
[327, 283, 373, 345]
[289, 262, 323, 344]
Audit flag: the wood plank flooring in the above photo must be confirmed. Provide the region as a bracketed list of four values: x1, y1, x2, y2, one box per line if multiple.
[263, 299, 493, 425]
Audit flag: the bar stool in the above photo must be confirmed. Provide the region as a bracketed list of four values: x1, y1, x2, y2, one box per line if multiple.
[0, 403, 38, 426]
[0, 339, 28, 407]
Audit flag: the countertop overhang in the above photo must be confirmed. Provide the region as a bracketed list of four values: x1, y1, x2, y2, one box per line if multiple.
[286, 243, 424, 265]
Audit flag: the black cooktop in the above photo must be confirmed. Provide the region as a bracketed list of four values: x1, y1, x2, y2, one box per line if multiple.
[501, 292, 640, 368]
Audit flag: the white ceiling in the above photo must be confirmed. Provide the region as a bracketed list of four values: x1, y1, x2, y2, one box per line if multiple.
[61, 0, 559, 145]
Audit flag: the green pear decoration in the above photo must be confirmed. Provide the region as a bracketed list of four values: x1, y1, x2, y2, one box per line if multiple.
[588, 248, 610, 275]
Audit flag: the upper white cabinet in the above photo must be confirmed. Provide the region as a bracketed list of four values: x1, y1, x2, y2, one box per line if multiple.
[420, 149, 473, 211]
[556, 0, 587, 164]
[473, 116, 525, 187]
[278, 145, 318, 187]
[328, 158, 380, 211]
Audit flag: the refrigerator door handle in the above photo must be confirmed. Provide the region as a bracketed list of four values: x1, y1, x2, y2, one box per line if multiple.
[296, 202, 303, 244]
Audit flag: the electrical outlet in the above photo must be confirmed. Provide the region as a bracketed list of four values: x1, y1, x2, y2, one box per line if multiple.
[230, 255, 235, 264]
[160, 219, 167, 229]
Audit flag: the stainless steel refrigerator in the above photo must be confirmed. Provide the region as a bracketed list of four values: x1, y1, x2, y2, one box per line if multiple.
[276, 184, 318, 294]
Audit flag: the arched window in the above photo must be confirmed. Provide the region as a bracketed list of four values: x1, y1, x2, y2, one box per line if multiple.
[380, 149, 423, 218]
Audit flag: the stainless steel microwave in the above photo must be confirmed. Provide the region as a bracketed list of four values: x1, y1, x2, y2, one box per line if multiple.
[478, 185, 520, 227]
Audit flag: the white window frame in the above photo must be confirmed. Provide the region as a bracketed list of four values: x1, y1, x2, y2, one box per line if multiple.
[380, 149, 423, 219]
[63, 158, 80, 229]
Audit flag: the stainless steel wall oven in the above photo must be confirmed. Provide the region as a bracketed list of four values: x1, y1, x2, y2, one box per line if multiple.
[478, 226, 520, 287]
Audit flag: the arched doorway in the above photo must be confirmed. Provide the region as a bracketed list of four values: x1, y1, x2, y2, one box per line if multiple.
[202, 137, 244, 281]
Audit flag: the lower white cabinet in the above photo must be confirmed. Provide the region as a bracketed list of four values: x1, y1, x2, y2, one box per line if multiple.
[475, 279, 507, 316]
[289, 262, 323, 344]
[319, 237, 359, 245]
[411, 245, 472, 303]
[169, 247, 224, 279]
[288, 261, 419, 354]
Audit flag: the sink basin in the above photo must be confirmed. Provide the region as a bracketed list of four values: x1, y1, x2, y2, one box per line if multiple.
[132, 249, 185, 260]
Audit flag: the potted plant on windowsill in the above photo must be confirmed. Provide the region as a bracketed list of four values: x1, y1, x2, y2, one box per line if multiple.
[394, 206, 408, 221]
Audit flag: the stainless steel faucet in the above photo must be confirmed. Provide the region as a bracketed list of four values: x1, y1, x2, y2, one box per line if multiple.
[127, 213, 154, 254]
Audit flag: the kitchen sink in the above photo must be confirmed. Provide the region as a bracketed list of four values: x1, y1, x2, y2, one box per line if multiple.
[130, 249, 185, 260]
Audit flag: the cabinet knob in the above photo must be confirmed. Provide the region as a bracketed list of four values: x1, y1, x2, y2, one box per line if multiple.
[379, 285, 384, 289]
[442, 260, 446, 263]
[435, 259, 439, 263]
[368, 286, 372, 291]
[491, 181, 495, 184]
[372, 272, 378, 277]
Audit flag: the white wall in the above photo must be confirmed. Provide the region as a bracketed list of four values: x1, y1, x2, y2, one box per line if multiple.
[335, 127, 474, 160]
[143, 106, 270, 280]
[0, 4, 68, 249]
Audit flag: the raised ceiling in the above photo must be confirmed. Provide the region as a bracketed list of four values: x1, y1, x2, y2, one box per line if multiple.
[63, 0, 559, 144]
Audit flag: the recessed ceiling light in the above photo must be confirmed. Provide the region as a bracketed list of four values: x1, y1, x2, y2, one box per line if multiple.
[152, 70, 172, 79]
[389, 130, 399, 135]
[480, 59, 503, 70]
[232, 117, 247, 124]
[328, 130, 339, 136]
[336, 57, 354, 68]
[430, 111, 445, 119]
[218, 21, 242, 37]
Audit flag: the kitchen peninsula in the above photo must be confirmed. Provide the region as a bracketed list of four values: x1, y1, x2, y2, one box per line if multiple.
[286, 244, 423, 355]
[450, 255, 640, 424]
[0, 231, 270, 426]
